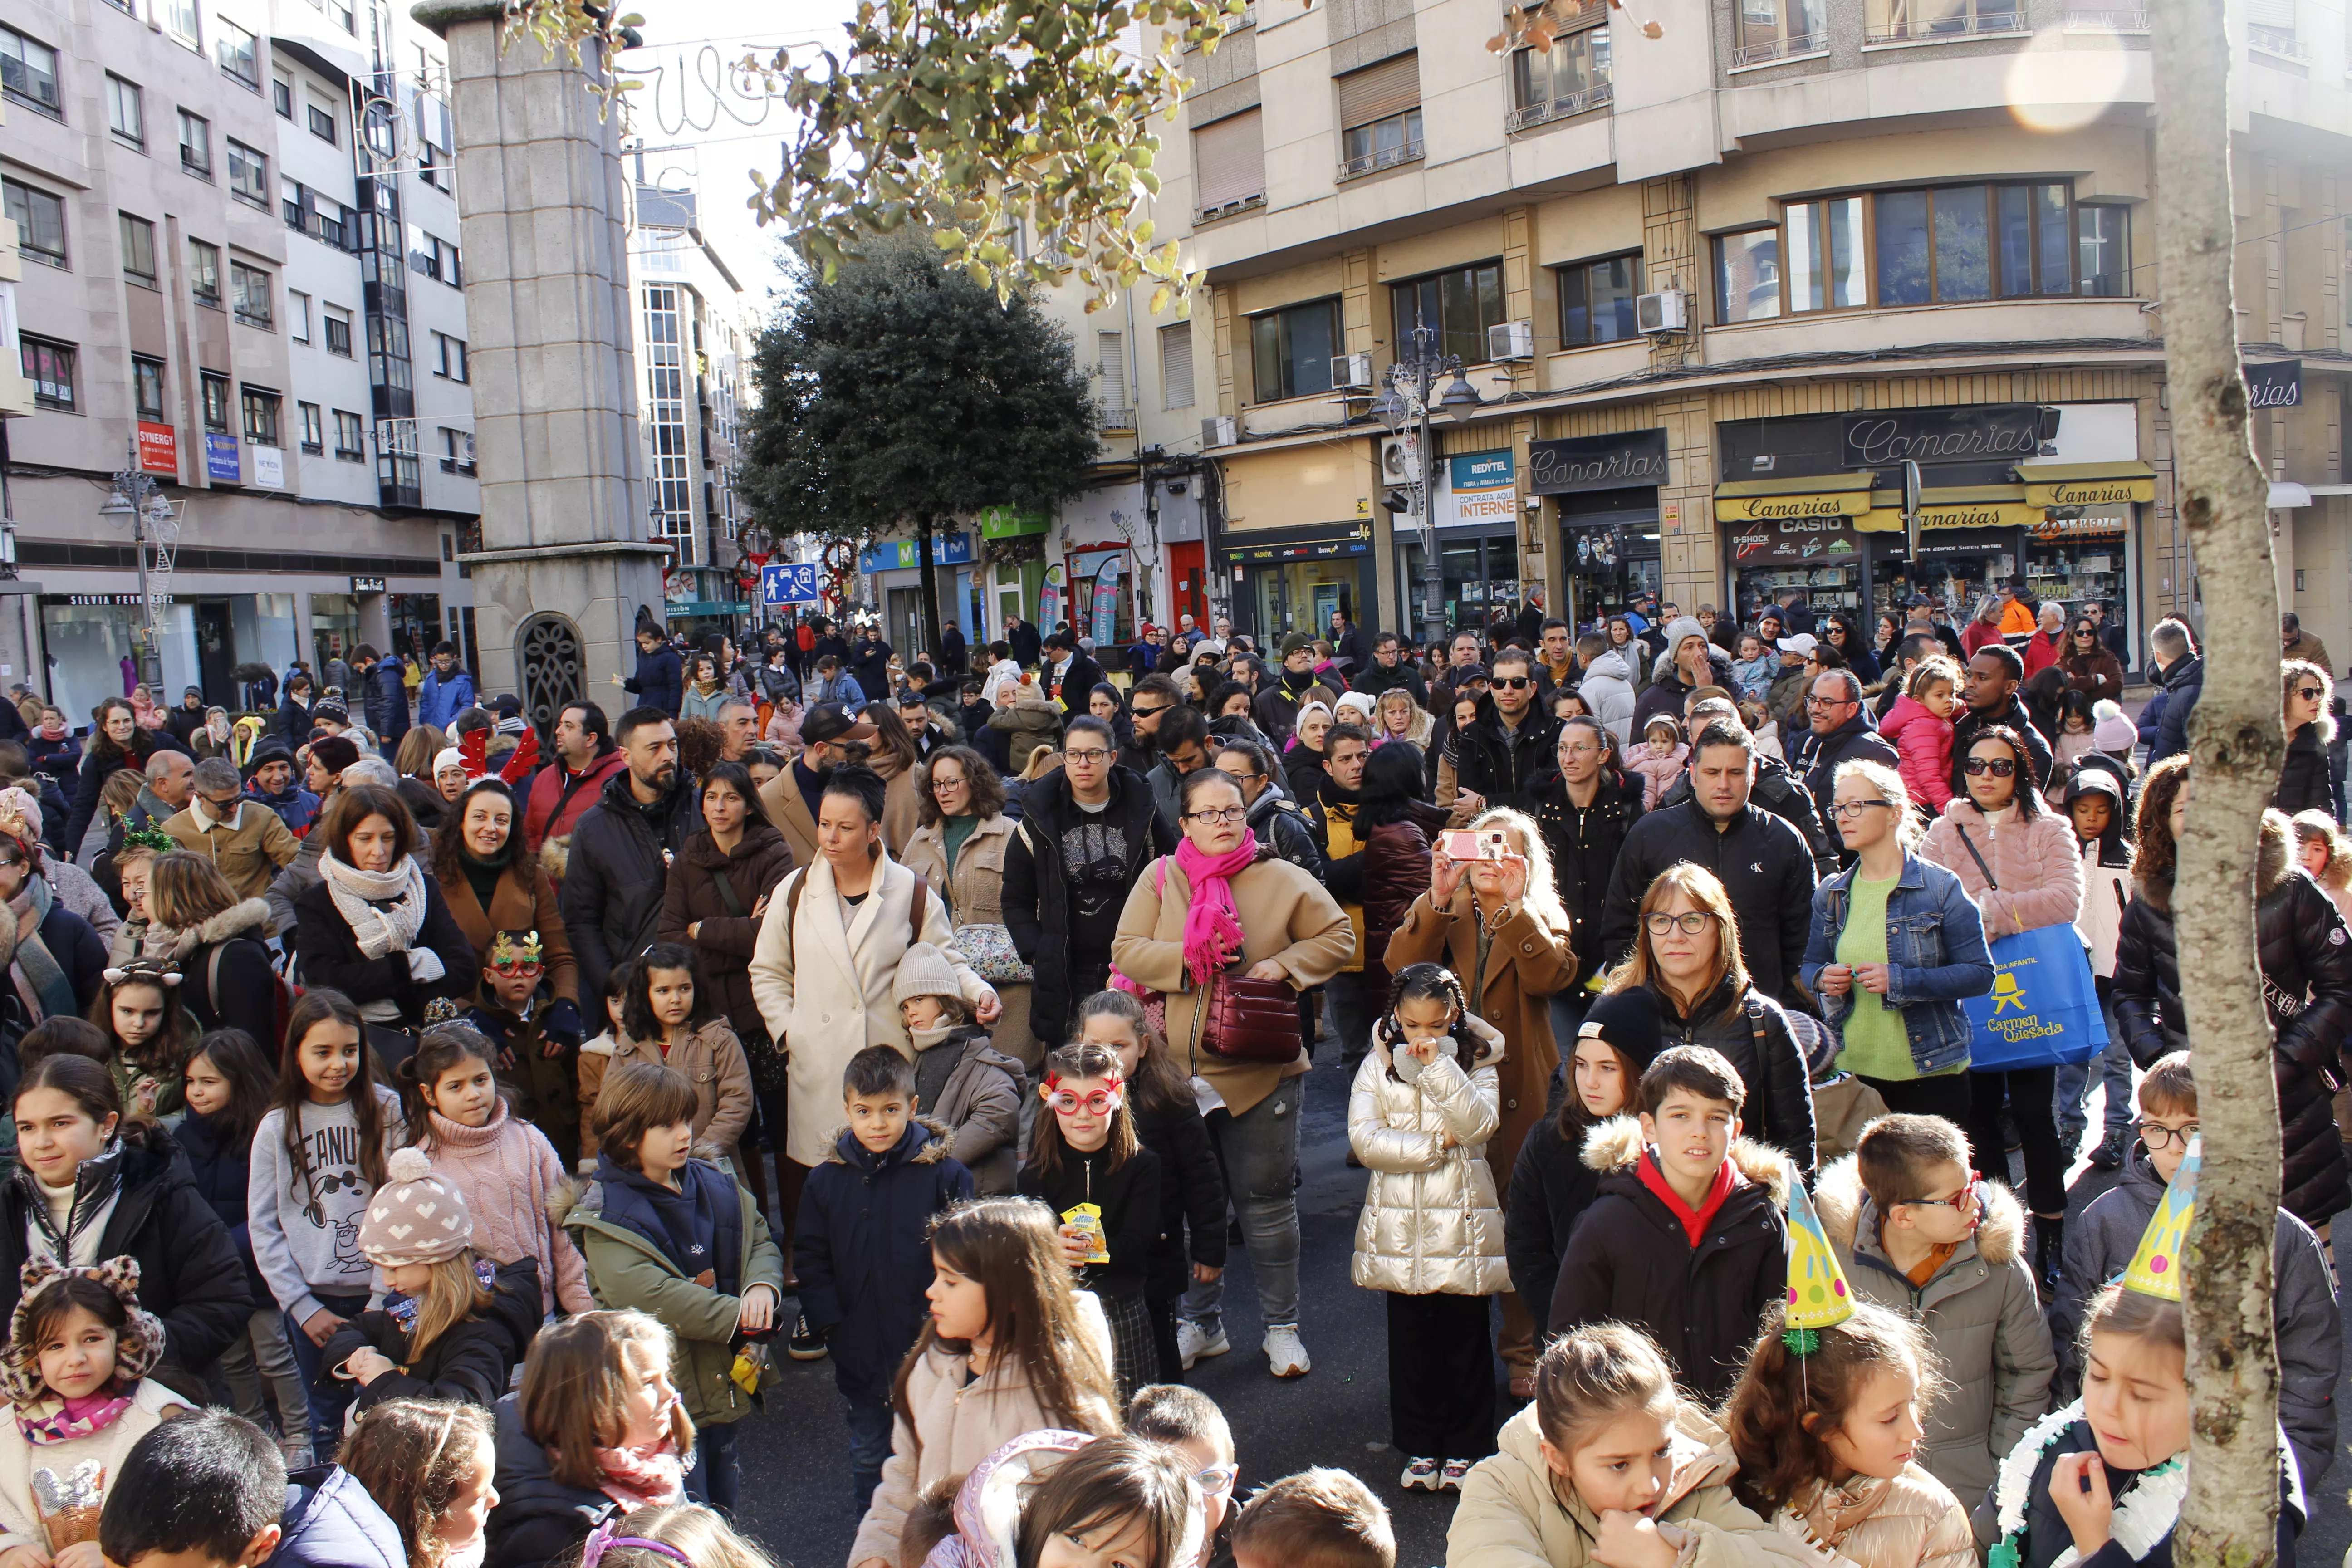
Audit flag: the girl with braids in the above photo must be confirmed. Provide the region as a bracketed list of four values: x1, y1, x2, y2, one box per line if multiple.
[336, 1399, 498, 1568]
[1349, 961, 1511, 1494]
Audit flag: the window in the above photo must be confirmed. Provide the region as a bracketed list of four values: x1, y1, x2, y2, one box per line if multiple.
[1734, 0, 1825, 64]
[1336, 54, 1421, 178]
[1509, 11, 1612, 128]
[1249, 297, 1340, 403]
[134, 357, 166, 421]
[107, 74, 144, 147]
[1994, 183, 2072, 297]
[216, 20, 258, 88]
[1, 26, 61, 118]
[433, 333, 467, 382]
[120, 213, 157, 285]
[289, 290, 312, 342]
[200, 372, 230, 432]
[227, 141, 267, 207]
[1393, 261, 1503, 366]
[180, 110, 212, 177]
[1865, 0, 2020, 43]
[2079, 204, 2132, 297]
[1715, 228, 1781, 323]
[240, 385, 280, 445]
[307, 102, 334, 143]
[1160, 323, 1196, 408]
[2246, 0, 2298, 53]
[333, 409, 364, 459]
[440, 426, 475, 474]
[166, 0, 199, 48]
[230, 261, 273, 328]
[299, 401, 324, 454]
[21, 337, 75, 411]
[4, 181, 67, 269]
[1559, 253, 1640, 345]
[1193, 109, 1266, 219]
[188, 239, 221, 306]
[411, 232, 460, 285]
[1784, 196, 1866, 312]
[324, 306, 353, 356]
[272, 74, 291, 117]
[332, 0, 354, 34]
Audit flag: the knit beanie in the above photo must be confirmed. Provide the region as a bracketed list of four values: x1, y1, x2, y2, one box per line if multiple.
[2091, 699, 2136, 754]
[358, 1147, 475, 1266]
[434, 748, 466, 778]
[1662, 616, 1708, 653]
[1579, 988, 1665, 1073]
[310, 736, 360, 777]
[893, 942, 964, 1006]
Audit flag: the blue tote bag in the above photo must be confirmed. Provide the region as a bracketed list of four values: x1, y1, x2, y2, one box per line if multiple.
[1947, 826, 2107, 1071]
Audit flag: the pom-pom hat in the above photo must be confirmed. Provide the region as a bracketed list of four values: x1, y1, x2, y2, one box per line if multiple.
[357, 1147, 475, 1267]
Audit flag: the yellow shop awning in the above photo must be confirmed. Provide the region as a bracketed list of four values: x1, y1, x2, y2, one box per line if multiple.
[2016, 461, 2156, 509]
[1854, 485, 2045, 533]
[1713, 472, 1877, 524]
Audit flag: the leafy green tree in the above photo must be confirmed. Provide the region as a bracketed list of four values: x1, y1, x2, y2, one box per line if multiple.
[741, 240, 1097, 662]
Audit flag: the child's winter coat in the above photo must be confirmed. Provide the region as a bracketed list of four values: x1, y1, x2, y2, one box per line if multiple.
[1879, 693, 1955, 812]
[487, 1392, 618, 1568]
[907, 1023, 1025, 1196]
[1018, 1143, 1162, 1304]
[268, 1462, 409, 1568]
[1449, 1400, 1816, 1568]
[1771, 1469, 1975, 1568]
[1502, 1108, 1607, 1335]
[421, 1101, 593, 1315]
[317, 1256, 543, 1413]
[1630, 740, 1691, 811]
[1731, 653, 1778, 705]
[1814, 1153, 2053, 1517]
[1130, 1089, 1227, 1307]
[175, 1105, 270, 1314]
[1348, 1014, 1509, 1297]
[792, 1117, 974, 1401]
[1546, 1117, 1792, 1404]
[2064, 772, 2132, 980]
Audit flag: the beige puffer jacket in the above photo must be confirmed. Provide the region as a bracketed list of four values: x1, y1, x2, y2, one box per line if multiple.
[1348, 1013, 1509, 1296]
[1773, 1468, 1977, 1568]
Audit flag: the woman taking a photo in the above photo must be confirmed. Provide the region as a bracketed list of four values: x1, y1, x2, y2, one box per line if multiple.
[1799, 759, 1993, 1125]
[1384, 806, 1578, 1397]
[1111, 766, 1352, 1378]
[295, 784, 477, 1032]
[901, 745, 1033, 1067]
[2276, 659, 2335, 816]
[1919, 724, 2081, 1290]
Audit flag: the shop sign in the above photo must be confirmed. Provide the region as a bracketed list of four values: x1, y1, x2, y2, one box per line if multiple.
[2017, 462, 2155, 509]
[1728, 517, 1863, 563]
[1711, 475, 1875, 524]
[136, 423, 178, 476]
[2246, 358, 2301, 409]
[858, 531, 975, 573]
[1840, 405, 2051, 469]
[252, 446, 285, 489]
[203, 432, 240, 483]
[1855, 490, 2045, 533]
[1444, 450, 1518, 528]
[2029, 510, 2128, 540]
[977, 505, 1050, 539]
[1230, 539, 1369, 562]
[349, 576, 387, 594]
[56, 595, 152, 607]
[1529, 430, 1668, 495]
[1449, 451, 1514, 490]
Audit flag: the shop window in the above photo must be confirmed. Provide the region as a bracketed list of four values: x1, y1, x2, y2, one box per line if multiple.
[1508, 9, 1610, 129]
[0, 25, 61, 119]
[1559, 253, 1640, 345]
[1249, 297, 1341, 404]
[1733, 0, 1825, 64]
[108, 74, 144, 148]
[240, 385, 280, 446]
[1715, 228, 1781, 323]
[20, 337, 75, 411]
[134, 356, 166, 421]
[1785, 196, 1866, 312]
[200, 372, 230, 432]
[4, 180, 67, 269]
[188, 239, 222, 307]
[2079, 203, 2132, 297]
[1392, 261, 1504, 366]
[1865, 0, 2021, 42]
[120, 214, 157, 286]
[180, 110, 212, 178]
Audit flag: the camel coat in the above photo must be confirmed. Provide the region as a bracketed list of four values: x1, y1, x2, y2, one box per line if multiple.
[748, 848, 995, 1166]
[1109, 847, 1353, 1117]
[758, 767, 823, 869]
[575, 1018, 754, 1155]
[901, 810, 1035, 1067]
[436, 858, 579, 1004]
[866, 747, 924, 858]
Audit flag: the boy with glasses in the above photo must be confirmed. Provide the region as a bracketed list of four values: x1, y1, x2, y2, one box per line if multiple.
[2050, 1052, 2339, 1487]
[1814, 1112, 2053, 1509]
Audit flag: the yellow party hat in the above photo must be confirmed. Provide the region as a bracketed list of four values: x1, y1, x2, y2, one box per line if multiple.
[1782, 1179, 1855, 1353]
[2122, 1134, 2197, 1301]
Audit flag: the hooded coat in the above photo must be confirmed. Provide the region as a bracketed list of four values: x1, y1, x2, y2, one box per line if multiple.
[1347, 1013, 1510, 1296]
[1648, 977, 1818, 1177]
[1814, 1152, 2054, 1513]
[1576, 647, 1639, 749]
[910, 1025, 1026, 1195]
[622, 640, 684, 716]
[1238, 775, 1325, 877]
[316, 1256, 543, 1412]
[159, 895, 280, 1046]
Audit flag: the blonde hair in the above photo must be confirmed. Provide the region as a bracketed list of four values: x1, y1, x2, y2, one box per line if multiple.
[1832, 757, 1925, 850]
[407, 1251, 495, 1365]
[1464, 807, 1572, 935]
[1601, 862, 1750, 1022]
[589, 1504, 778, 1568]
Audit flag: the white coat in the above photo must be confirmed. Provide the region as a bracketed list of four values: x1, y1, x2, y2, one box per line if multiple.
[747, 847, 994, 1167]
[1348, 1013, 1511, 1297]
[0, 1379, 189, 1555]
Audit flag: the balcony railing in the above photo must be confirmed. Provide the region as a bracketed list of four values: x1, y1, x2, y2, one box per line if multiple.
[2060, 8, 2148, 29]
[1336, 138, 1423, 181]
[1096, 400, 1137, 432]
[1196, 192, 1265, 225]
[1863, 8, 2023, 42]
[1730, 31, 1827, 65]
[2248, 22, 2308, 55]
[1504, 79, 1614, 130]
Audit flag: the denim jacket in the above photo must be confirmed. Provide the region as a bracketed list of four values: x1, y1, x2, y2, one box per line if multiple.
[1799, 851, 1994, 1076]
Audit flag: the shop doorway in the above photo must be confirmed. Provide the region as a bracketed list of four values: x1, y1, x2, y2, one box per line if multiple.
[1168, 543, 1206, 630]
[192, 602, 235, 707]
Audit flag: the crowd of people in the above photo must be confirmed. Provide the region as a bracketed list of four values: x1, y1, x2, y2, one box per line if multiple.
[0, 583, 2327, 1568]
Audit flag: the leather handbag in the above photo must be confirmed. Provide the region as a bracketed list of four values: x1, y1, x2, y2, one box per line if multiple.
[1202, 970, 1304, 1064]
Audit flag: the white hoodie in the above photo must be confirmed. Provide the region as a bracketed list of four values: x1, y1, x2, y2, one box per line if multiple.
[1578, 647, 1637, 749]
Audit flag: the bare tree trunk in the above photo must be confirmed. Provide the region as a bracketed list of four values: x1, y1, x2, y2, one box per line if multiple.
[915, 513, 944, 667]
[2154, 0, 2287, 1563]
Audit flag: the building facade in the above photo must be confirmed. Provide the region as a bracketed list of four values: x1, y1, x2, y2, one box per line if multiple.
[2, 0, 478, 724]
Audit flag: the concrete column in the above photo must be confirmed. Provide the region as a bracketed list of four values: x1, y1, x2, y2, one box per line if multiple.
[415, 1, 669, 703]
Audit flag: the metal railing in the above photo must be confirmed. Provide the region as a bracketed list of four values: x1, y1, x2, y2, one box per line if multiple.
[1504, 78, 1614, 130]
[1096, 401, 1137, 431]
[1336, 138, 1424, 181]
[1730, 31, 1827, 65]
[2248, 23, 2308, 56]
[2060, 8, 2149, 29]
[1863, 8, 2023, 42]
[1196, 192, 1265, 225]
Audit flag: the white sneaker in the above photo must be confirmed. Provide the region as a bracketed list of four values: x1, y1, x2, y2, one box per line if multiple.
[1441, 1458, 1473, 1491]
[1263, 1324, 1311, 1377]
[1177, 1320, 1230, 1371]
[1401, 1456, 1441, 1490]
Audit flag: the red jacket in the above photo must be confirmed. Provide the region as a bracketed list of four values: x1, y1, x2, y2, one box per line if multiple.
[523, 749, 629, 853]
[2021, 629, 2064, 681]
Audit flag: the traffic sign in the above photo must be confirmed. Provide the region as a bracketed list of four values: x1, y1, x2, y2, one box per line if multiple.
[760, 563, 818, 607]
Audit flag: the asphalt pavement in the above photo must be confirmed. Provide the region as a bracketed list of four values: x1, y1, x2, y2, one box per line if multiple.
[726, 1045, 2352, 1568]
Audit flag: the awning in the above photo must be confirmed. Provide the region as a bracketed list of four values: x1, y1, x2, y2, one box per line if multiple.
[1712, 471, 1877, 524]
[1855, 485, 2044, 533]
[2016, 460, 2156, 509]
[2270, 482, 2313, 509]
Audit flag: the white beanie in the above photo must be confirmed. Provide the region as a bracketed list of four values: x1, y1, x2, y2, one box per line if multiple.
[893, 941, 964, 1006]
[434, 747, 466, 777]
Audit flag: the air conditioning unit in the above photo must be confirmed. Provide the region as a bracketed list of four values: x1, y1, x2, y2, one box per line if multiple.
[1329, 352, 1373, 391]
[1636, 289, 1689, 334]
[1488, 319, 1534, 362]
[1201, 415, 1237, 449]
[1379, 433, 1417, 483]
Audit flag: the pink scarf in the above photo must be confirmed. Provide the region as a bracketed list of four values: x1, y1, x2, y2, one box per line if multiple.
[18, 1390, 132, 1446]
[590, 1437, 686, 1511]
[1174, 837, 1256, 988]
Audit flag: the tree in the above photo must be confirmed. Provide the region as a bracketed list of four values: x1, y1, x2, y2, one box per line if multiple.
[740, 240, 1097, 662]
[2152, 0, 2288, 1563]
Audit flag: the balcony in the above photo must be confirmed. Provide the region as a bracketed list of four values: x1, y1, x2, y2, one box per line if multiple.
[2060, 8, 2148, 29]
[2248, 22, 2308, 56]
[1337, 138, 1423, 181]
[1196, 192, 1265, 227]
[1505, 79, 1614, 130]
[1730, 32, 1827, 65]
[1863, 7, 2024, 44]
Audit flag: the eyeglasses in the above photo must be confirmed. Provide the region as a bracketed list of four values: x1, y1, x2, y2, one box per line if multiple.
[489, 960, 545, 979]
[1804, 694, 1854, 708]
[1494, 676, 1533, 690]
[1962, 757, 2018, 778]
[1064, 748, 1113, 764]
[1046, 1088, 1123, 1116]
[1195, 1464, 1240, 1498]
[1225, 767, 1264, 782]
[1901, 1174, 1983, 1212]
[1183, 806, 1247, 825]
[2136, 1119, 2200, 1150]
[931, 775, 969, 792]
[1642, 911, 1716, 936]
[2298, 686, 2328, 701]
[1829, 799, 1891, 818]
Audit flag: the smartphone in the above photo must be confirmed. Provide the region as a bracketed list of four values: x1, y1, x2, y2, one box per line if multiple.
[1440, 829, 1509, 861]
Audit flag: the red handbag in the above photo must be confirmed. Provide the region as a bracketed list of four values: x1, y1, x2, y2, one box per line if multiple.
[1202, 970, 1303, 1063]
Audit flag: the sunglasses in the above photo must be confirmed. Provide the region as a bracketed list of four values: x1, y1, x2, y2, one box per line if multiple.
[1963, 757, 2018, 778]
[1494, 676, 1533, 690]
[2298, 686, 2327, 701]
[1046, 1088, 1123, 1116]
[1131, 704, 1170, 719]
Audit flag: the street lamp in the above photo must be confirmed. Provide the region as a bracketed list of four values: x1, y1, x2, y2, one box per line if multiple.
[98, 441, 178, 691]
[1379, 314, 1484, 651]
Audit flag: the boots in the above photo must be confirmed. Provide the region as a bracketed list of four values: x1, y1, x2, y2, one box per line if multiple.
[2034, 1215, 2066, 1303]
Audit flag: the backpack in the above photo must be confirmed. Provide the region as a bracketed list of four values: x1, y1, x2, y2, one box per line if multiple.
[210, 939, 299, 1044]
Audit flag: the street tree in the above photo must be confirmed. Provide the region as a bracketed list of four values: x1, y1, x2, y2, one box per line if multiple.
[740, 240, 1097, 663]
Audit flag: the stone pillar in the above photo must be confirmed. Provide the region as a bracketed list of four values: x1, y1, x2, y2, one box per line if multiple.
[414, 1, 670, 721]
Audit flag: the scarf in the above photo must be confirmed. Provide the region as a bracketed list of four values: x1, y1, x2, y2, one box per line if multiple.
[18, 1390, 133, 1446]
[1173, 837, 1256, 989]
[319, 853, 429, 1021]
[33, 720, 64, 744]
[8, 879, 72, 1024]
[591, 1434, 687, 1511]
[1635, 1147, 1741, 1248]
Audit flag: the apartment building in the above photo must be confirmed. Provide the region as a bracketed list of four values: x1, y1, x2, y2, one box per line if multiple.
[1025, 0, 2352, 670]
[1, 0, 477, 724]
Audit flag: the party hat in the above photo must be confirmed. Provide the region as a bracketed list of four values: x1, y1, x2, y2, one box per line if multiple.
[2122, 1134, 2198, 1301]
[1782, 1179, 1855, 1353]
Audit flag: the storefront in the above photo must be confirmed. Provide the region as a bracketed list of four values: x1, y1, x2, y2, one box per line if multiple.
[1715, 475, 1875, 628]
[1228, 525, 1375, 645]
[1067, 547, 1137, 649]
[309, 592, 361, 677]
[387, 593, 443, 666]
[1215, 441, 1377, 646]
[1532, 430, 1667, 633]
[861, 531, 976, 657]
[1397, 450, 1523, 637]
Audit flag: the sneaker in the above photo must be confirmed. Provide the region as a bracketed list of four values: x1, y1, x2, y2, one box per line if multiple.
[2088, 1127, 2131, 1170]
[1441, 1458, 1473, 1491]
[1178, 1319, 1230, 1371]
[1264, 1324, 1312, 1377]
[786, 1313, 829, 1362]
[1401, 1456, 1441, 1490]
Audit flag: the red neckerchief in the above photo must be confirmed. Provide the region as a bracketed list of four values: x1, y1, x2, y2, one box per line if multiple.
[1636, 1147, 1743, 1248]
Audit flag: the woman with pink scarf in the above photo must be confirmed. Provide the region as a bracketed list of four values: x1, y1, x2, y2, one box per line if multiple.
[1111, 765, 1352, 1380]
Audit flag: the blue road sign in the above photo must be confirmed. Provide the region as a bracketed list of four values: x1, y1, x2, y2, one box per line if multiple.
[761, 563, 819, 606]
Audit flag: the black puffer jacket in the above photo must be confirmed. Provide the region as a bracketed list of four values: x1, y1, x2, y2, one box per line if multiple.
[1453, 701, 1563, 814]
[1532, 767, 1643, 988]
[2113, 815, 2352, 1226]
[1598, 797, 1820, 1009]
[2276, 722, 2334, 816]
[1651, 975, 1817, 1178]
[319, 1257, 544, 1411]
[488, 1391, 617, 1568]
[1502, 1108, 1606, 1331]
[1656, 753, 1840, 879]
[556, 765, 705, 1002]
[1131, 1092, 1227, 1301]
